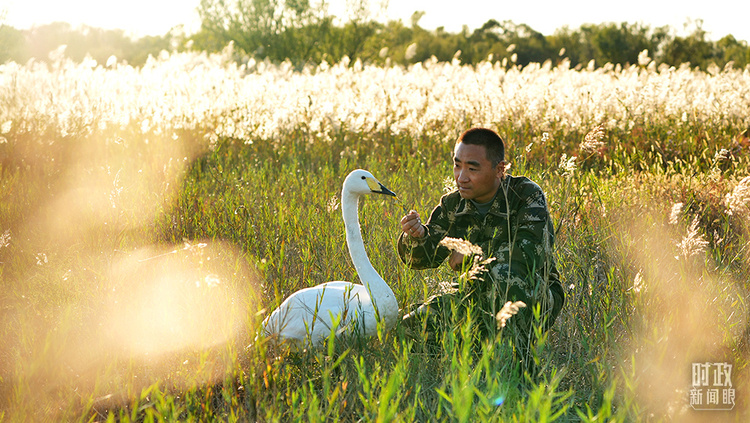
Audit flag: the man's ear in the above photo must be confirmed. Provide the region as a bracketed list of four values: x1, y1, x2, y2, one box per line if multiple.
[496, 160, 508, 178]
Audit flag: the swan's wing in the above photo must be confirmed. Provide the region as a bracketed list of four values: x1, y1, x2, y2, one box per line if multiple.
[312, 282, 386, 338]
[263, 281, 372, 345]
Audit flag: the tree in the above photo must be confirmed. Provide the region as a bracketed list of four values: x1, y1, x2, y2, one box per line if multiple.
[716, 35, 750, 68]
[547, 23, 667, 67]
[0, 25, 26, 63]
[548, 25, 596, 67]
[3, 8, 748, 70]
[193, 0, 376, 65]
[496, 21, 551, 65]
[590, 23, 648, 65]
[661, 21, 718, 69]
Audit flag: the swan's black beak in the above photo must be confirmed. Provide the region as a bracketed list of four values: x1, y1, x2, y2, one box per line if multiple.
[374, 182, 397, 197]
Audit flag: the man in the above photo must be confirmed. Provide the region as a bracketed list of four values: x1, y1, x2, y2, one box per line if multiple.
[398, 128, 564, 363]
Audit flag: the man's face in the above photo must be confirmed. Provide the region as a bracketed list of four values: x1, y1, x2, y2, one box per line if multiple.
[453, 142, 503, 203]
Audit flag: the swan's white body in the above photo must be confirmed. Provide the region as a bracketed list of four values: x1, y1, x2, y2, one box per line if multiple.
[262, 169, 398, 348]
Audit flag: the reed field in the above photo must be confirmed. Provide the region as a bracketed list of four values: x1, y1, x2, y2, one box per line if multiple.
[1, 46, 750, 421]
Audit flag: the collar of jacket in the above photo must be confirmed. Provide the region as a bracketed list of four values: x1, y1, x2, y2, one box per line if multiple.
[454, 177, 511, 218]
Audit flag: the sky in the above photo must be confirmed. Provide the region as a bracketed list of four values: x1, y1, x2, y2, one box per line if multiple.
[1, 0, 748, 43]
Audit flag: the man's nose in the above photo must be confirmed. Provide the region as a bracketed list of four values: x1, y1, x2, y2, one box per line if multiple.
[456, 169, 469, 182]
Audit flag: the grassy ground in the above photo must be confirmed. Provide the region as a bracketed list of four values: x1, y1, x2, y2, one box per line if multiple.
[1, 52, 750, 421]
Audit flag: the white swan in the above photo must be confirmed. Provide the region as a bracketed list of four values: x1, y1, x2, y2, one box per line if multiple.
[262, 169, 399, 348]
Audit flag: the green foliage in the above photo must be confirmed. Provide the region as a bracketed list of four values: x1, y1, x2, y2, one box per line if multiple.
[0, 24, 25, 63]
[0, 21, 181, 66]
[193, 0, 373, 65]
[2, 6, 749, 70]
[661, 21, 720, 69]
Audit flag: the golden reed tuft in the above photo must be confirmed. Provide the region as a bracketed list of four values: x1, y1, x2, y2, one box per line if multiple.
[496, 301, 527, 329]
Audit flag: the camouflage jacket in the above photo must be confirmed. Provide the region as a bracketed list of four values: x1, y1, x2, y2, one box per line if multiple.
[397, 175, 562, 312]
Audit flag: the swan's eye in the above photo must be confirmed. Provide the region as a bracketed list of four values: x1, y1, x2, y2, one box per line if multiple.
[361, 176, 366, 180]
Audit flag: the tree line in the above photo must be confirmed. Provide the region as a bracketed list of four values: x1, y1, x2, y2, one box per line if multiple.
[1, 0, 749, 70]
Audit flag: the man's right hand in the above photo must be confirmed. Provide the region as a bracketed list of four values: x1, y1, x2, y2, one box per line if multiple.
[448, 250, 466, 271]
[400, 210, 425, 238]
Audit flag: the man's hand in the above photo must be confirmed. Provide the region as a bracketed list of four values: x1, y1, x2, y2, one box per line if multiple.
[400, 210, 425, 238]
[448, 250, 465, 271]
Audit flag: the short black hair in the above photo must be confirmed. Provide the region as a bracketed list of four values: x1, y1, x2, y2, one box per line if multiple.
[457, 128, 505, 166]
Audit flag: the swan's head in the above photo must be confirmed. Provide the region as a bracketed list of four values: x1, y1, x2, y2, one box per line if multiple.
[344, 169, 397, 197]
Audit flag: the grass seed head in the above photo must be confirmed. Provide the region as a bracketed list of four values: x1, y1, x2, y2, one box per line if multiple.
[725, 176, 750, 217]
[669, 202, 684, 225]
[496, 301, 526, 328]
[0, 229, 10, 248]
[675, 216, 709, 259]
[439, 236, 483, 257]
[559, 154, 577, 177]
[580, 124, 605, 155]
[443, 176, 456, 194]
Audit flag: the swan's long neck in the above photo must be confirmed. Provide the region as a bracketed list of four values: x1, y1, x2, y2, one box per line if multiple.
[341, 190, 395, 308]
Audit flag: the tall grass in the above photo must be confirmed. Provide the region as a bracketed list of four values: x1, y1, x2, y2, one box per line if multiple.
[1, 49, 749, 421]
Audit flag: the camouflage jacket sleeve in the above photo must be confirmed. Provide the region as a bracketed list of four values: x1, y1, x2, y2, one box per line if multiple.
[396, 194, 455, 269]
